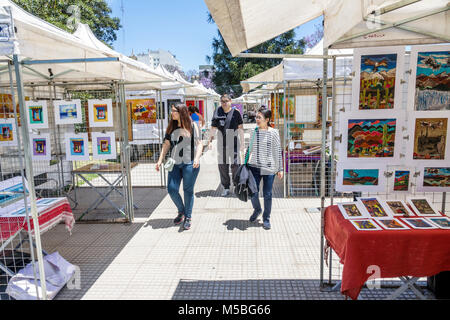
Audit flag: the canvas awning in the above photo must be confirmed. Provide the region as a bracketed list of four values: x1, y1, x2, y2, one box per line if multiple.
[205, 0, 449, 55]
[241, 63, 283, 93]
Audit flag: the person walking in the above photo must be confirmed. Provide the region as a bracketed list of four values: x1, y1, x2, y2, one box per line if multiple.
[188, 105, 205, 128]
[247, 107, 283, 230]
[208, 94, 244, 197]
[156, 104, 203, 230]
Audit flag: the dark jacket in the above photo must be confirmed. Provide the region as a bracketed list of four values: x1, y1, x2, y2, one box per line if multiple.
[232, 164, 258, 202]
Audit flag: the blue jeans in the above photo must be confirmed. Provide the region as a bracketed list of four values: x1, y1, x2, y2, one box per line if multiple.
[167, 162, 200, 219]
[249, 166, 275, 222]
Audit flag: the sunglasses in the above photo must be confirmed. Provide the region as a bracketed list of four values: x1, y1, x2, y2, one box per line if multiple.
[220, 100, 229, 103]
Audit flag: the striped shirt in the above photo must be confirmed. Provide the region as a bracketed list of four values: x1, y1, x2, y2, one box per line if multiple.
[248, 127, 283, 175]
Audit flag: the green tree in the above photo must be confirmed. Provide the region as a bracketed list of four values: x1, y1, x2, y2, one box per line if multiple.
[12, 0, 121, 46]
[207, 13, 306, 96]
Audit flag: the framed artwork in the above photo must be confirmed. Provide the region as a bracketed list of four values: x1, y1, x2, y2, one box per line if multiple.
[0, 176, 29, 209]
[402, 218, 437, 230]
[0, 118, 16, 146]
[65, 132, 89, 161]
[349, 219, 382, 231]
[425, 217, 450, 230]
[127, 98, 157, 124]
[389, 168, 413, 193]
[91, 131, 117, 160]
[340, 114, 404, 162]
[382, 200, 415, 217]
[88, 99, 113, 127]
[25, 100, 48, 129]
[406, 197, 440, 216]
[336, 162, 386, 193]
[416, 166, 450, 192]
[377, 218, 409, 230]
[327, 97, 333, 121]
[407, 111, 449, 165]
[407, 45, 450, 112]
[54, 99, 82, 125]
[352, 46, 404, 112]
[295, 95, 318, 123]
[337, 202, 369, 219]
[30, 133, 51, 161]
[357, 196, 392, 218]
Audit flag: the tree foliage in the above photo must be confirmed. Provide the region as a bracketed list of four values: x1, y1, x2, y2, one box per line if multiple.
[12, 0, 121, 46]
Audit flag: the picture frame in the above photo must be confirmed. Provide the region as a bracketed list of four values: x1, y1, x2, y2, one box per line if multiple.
[339, 113, 405, 163]
[349, 219, 382, 231]
[356, 196, 393, 218]
[88, 99, 114, 127]
[65, 132, 89, 161]
[381, 199, 415, 217]
[425, 216, 450, 230]
[416, 166, 450, 193]
[294, 94, 318, 123]
[127, 98, 157, 124]
[406, 197, 441, 217]
[352, 46, 405, 113]
[406, 111, 449, 166]
[0, 176, 29, 209]
[91, 131, 117, 160]
[25, 100, 49, 129]
[337, 202, 369, 219]
[388, 168, 413, 193]
[327, 97, 333, 121]
[54, 99, 83, 125]
[376, 218, 410, 230]
[407, 44, 450, 112]
[29, 133, 51, 161]
[0, 118, 16, 146]
[336, 162, 387, 193]
[402, 217, 437, 230]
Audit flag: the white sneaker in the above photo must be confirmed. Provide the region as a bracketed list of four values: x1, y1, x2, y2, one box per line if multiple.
[221, 189, 230, 197]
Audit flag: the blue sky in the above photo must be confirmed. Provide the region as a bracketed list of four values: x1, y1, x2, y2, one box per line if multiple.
[107, 0, 323, 72]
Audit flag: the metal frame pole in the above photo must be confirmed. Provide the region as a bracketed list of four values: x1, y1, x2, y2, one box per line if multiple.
[159, 89, 166, 187]
[286, 81, 291, 198]
[282, 81, 287, 199]
[13, 54, 47, 299]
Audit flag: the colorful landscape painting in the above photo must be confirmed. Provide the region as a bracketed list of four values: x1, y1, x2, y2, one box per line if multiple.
[385, 201, 413, 217]
[343, 169, 379, 186]
[128, 99, 157, 124]
[59, 104, 78, 120]
[347, 119, 396, 158]
[359, 54, 397, 109]
[378, 219, 407, 230]
[415, 51, 449, 111]
[351, 220, 380, 230]
[428, 217, 450, 229]
[393, 170, 410, 191]
[423, 167, 450, 188]
[342, 204, 364, 218]
[360, 198, 389, 217]
[413, 118, 447, 160]
[404, 218, 434, 229]
[411, 199, 436, 215]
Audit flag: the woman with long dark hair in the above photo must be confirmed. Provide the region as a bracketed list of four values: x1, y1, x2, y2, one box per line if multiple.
[156, 104, 203, 230]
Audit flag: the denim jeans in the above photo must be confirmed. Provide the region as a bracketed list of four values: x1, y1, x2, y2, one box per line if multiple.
[167, 162, 200, 219]
[248, 166, 275, 222]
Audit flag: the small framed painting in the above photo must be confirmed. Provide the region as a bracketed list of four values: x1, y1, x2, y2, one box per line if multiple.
[402, 217, 437, 230]
[357, 196, 392, 218]
[389, 168, 412, 193]
[54, 99, 83, 125]
[416, 166, 450, 193]
[349, 219, 382, 231]
[25, 100, 49, 129]
[91, 131, 117, 160]
[336, 162, 386, 193]
[337, 202, 369, 219]
[88, 99, 113, 127]
[30, 133, 51, 161]
[406, 197, 440, 217]
[377, 218, 410, 230]
[0, 119, 16, 146]
[382, 200, 415, 217]
[425, 217, 450, 230]
[65, 132, 89, 161]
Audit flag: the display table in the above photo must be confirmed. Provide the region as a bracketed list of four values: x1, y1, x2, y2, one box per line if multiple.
[324, 205, 450, 300]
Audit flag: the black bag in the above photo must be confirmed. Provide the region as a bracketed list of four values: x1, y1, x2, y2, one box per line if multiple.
[427, 271, 450, 299]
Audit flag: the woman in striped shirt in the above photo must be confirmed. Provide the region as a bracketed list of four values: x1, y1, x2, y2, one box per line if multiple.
[247, 107, 283, 230]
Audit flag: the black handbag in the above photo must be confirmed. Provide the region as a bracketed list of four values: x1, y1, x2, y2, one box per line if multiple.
[233, 128, 258, 202]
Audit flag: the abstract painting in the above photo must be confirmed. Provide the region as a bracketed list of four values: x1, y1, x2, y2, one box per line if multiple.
[392, 169, 411, 192]
[349, 219, 382, 231]
[0, 177, 29, 208]
[30, 134, 51, 161]
[413, 118, 447, 160]
[336, 163, 386, 193]
[383, 200, 415, 217]
[426, 217, 450, 229]
[343, 169, 379, 186]
[403, 218, 437, 230]
[89, 99, 113, 127]
[407, 198, 439, 216]
[65, 133, 89, 161]
[0, 119, 15, 146]
[357, 197, 391, 218]
[337, 202, 368, 219]
[91, 132, 116, 160]
[377, 218, 409, 230]
[127, 99, 157, 124]
[25, 100, 48, 129]
[54, 100, 83, 125]
[417, 167, 450, 192]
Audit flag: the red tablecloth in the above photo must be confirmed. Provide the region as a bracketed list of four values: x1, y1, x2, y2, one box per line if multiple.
[324, 205, 450, 300]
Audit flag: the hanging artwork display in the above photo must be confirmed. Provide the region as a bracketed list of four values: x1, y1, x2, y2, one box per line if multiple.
[377, 218, 409, 230]
[357, 197, 392, 218]
[406, 197, 440, 217]
[389, 168, 413, 193]
[416, 166, 450, 192]
[295, 95, 318, 123]
[65, 132, 89, 161]
[0, 118, 16, 146]
[91, 131, 117, 160]
[352, 46, 404, 112]
[54, 99, 82, 125]
[30, 133, 51, 161]
[0, 176, 29, 209]
[407, 45, 450, 111]
[25, 100, 48, 129]
[407, 111, 449, 164]
[127, 98, 157, 124]
[337, 202, 369, 219]
[402, 218, 437, 230]
[336, 162, 386, 193]
[349, 219, 382, 231]
[426, 217, 450, 230]
[88, 99, 113, 127]
[382, 200, 415, 217]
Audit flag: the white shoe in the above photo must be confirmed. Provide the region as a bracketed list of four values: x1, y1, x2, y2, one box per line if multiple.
[221, 189, 230, 197]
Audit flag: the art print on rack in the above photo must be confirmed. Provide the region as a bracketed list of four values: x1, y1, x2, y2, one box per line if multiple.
[54, 100, 83, 125]
[65, 132, 89, 161]
[30, 133, 51, 161]
[382, 200, 415, 217]
[417, 166, 450, 192]
[88, 99, 114, 127]
[336, 163, 386, 193]
[91, 131, 117, 160]
[357, 196, 392, 218]
[25, 100, 48, 129]
[337, 202, 369, 220]
[0, 119, 16, 146]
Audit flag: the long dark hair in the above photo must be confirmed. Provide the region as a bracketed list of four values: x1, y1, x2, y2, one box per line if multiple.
[166, 104, 192, 136]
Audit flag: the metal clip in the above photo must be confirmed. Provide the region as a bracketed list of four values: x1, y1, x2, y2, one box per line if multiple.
[350, 71, 355, 77]
[339, 107, 345, 113]
[405, 69, 412, 74]
[410, 183, 416, 187]
[400, 153, 405, 158]
[384, 171, 393, 178]
[403, 135, 409, 140]
[414, 171, 421, 177]
[101, 129, 106, 134]
[402, 126, 407, 132]
[400, 79, 406, 84]
[334, 134, 342, 143]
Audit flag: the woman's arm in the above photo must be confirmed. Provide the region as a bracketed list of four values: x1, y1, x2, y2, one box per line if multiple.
[193, 123, 203, 168]
[156, 139, 171, 171]
[273, 130, 284, 179]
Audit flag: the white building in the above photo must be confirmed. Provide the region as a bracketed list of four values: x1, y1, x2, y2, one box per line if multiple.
[136, 49, 182, 70]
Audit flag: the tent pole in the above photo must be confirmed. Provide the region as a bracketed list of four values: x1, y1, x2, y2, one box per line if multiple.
[282, 81, 287, 199]
[13, 54, 48, 300]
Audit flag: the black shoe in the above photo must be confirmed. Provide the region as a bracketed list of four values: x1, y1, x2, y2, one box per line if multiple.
[263, 220, 271, 230]
[183, 218, 191, 230]
[249, 211, 261, 222]
[174, 213, 184, 225]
